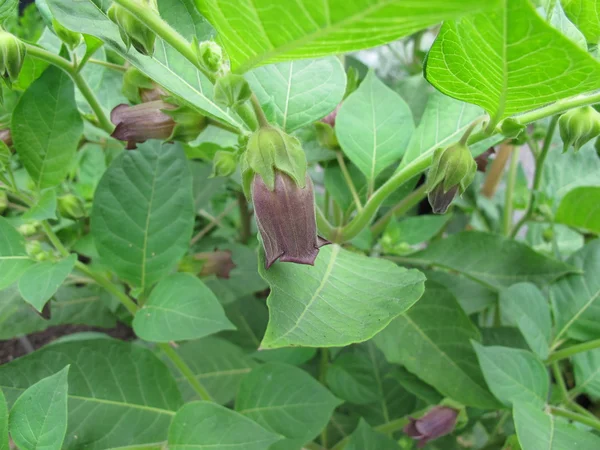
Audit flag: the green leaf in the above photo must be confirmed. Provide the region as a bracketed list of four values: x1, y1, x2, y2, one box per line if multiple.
[556, 186, 600, 234]
[12, 65, 83, 190]
[472, 343, 549, 408]
[252, 347, 316, 366]
[46, 0, 244, 130]
[0, 217, 34, 290]
[236, 363, 341, 450]
[346, 419, 400, 450]
[158, 0, 214, 41]
[0, 389, 7, 450]
[425, 0, 600, 122]
[374, 283, 499, 409]
[481, 327, 530, 350]
[326, 351, 381, 405]
[0, 284, 116, 340]
[390, 367, 443, 405]
[168, 401, 282, 450]
[197, 0, 500, 73]
[247, 57, 346, 132]
[548, 0, 587, 50]
[222, 296, 268, 350]
[8, 366, 69, 450]
[513, 401, 600, 450]
[382, 215, 451, 255]
[552, 240, 600, 342]
[0, 0, 17, 23]
[573, 349, 600, 398]
[0, 339, 183, 450]
[163, 337, 257, 404]
[562, 0, 600, 43]
[500, 283, 552, 359]
[424, 270, 496, 315]
[259, 244, 425, 348]
[91, 142, 194, 290]
[336, 71, 414, 180]
[406, 231, 576, 290]
[22, 190, 57, 221]
[133, 273, 235, 342]
[18, 254, 77, 313]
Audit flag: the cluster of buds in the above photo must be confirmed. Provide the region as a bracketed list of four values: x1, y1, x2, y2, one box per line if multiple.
[0, 29, 26, 87]
[426, 142, 477, 214]
[242, 126, 329, 268]
[559, 106, 600, 153]
[108, 0, 157, 56]
[404, 406, 459, 448]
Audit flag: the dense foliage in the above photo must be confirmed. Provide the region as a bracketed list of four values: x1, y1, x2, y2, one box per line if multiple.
[1, 0, 600, 449]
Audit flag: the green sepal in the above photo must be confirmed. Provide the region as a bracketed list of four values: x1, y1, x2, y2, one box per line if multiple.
[163, 105, 207, 142]
[107, 1, 156, 56]
[559, 105, 600, 152]
[500, 118, 526, 139]
[122, 66, 156, 104]
[212, 150, 238, 177]
[314, 122, 339, 149]
[439, 398, 468, 431]
[426, 143, 476, 195]
[214, 73, 252, 108]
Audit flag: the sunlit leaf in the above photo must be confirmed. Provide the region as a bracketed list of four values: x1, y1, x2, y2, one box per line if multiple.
[0, 217, 33, 290]
[556, 186, 600, 234]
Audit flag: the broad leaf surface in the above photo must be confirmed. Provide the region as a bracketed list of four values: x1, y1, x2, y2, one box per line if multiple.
[197, 0, 501, 72]
[162, 337, 257, 404]
[346, 419, 400, 450]
[551, 240, 600, 341]
[337, 71, 414, 180]
[18, 254, 77, 313]
[473, 343, 548, 408]
[0, 217, 33, 290]
[548, 0, 587, 49]
[92, 142, 194, 290]
[0, 389, 7, 450]
[22, 190, 57, 221]
[391, 367, 443, 405]
[425, 0, 600, 121]
[247, 57, 346, 132]
[500, 283, 552, 359]
[374, 283, 499, 409]
[556, 186, 600, 234]
[12, 65, 83, 190]
[424, 270, 496, 315]
[514, 402, 600, 450]
[0, 0, 17, 23]
[259, 244, 425, 348]
[236, 363, 341, 450]
[133, 273, 234, 342]
[168, 402, 281, 450]
[9, 367, 69, 450]
[562, 0, 600, 43]
[0, 339, 183, 450]
[573, 349, 600, 397]
[406, 231, 576, 290]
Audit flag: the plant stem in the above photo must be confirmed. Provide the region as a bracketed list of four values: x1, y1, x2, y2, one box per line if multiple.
[41, 222, 69, 257]
[547, 339, 600, 364]
[551, 362, 597, 419]
[24, 43, 74, 73]
[336, 152, 363, 212]
[158, 343, 213, 401]
[511, 115, 558, 238]
[88, 58, 128, 72]
[316, 205, 338, 242]
[190, 201, 238, 245]
[237, 191, 252, 244]
[503, 147, 519, 236]
[370, 184, 427, 236]
[549, 406, 600, 431]
[250, 94, 269, 127]
[513, 91, 600, 125]
[319, 348, 329, 448]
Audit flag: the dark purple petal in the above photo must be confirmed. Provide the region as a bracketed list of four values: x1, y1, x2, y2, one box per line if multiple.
[404, 406, 458, 447]
[195, 250, 236, 279]
[475, 147, 495, 172]
[428, 185, 458, 214]
[321, 103, 341, 127]
[110, 101, 176, 147]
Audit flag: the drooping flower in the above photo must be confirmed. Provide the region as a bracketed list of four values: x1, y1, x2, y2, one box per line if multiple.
[194, 250, 236, 279]
[0, 29, 26, 85]
[403, 406, 459, 448]
[559, 106, 600, 153]
[0, 128, 12, 147]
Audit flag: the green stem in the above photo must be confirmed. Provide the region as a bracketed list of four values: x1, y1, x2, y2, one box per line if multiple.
[512, 91, 600, 125]
[250, 95, 269, 128]
[547, 339, 600, 364]
[24, 43, 74, 73]
[237, 191, 251, 244]
[336, 152, 363, 212]
[41, 222, 69, 257]
[549, 406, 600, 431]
[370, 184, 427, 236]
[158, 343, 213, 401]
[503, 147, 519, 236]
[551, 362, 597, 419]
[511, 115, 558, 238]
[88, 58, 128, 72]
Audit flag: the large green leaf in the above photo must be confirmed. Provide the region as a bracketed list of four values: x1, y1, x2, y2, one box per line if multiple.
[551, 240, 600, 341]
[0, 285, 116, 340]
[345, 419, 400, 450]
[425, 0, 600, 122]
[374, 283, 499, 409]
[46, 0, 244, 130]
[197, 0, 501, 73]
[18, 254, 77, 313]
[162, 337, 257, 404]
[0, 217, 33, 290]
[11, 65, 83, 190]
[514, 402, 600, 450]
[236, 363, 341, 450]
[500, 283, 552, 359]
[22, 190, 57, 221]
[0, 389, 7, 450]
[405, 231, 576, 290]
[259, 244, 425, 348]
[424, 270, 496, 315]
[336, 71, 414, 181]
[556, 186, 600, 234]
[573, 349, 600, 398]
[168, 402, 282, 450]
[247, 57, 346, 132]
[562, 0, 600, 43]
[9, 366, 69, 450]
[0, 339, 182, 450]
[473, 343, 548, 408]
[0, 0, 17, 23]
[133, 273, 234, 342]
[548, 0, 587, 49]
[91, 142, 194, 290]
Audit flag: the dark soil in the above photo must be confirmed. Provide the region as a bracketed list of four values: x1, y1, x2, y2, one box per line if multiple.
[0, 323, 135, 365]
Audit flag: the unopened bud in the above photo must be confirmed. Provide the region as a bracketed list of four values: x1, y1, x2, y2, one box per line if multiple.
[214, 74, 252, 108]
[194, 250, 236, 279]
[108, 1, 157, 56]
[0, 29, 26, 85]
[18, 223, 38, 237]
[559, 106, 600, 153]
[122, 67, 165, 104]
[0, 128, 12, 147]
[52, 19, 82, 50]
[426, 143, 476, 214]
[320, 104, 341, 127]
[110, 101, 176, 149]
[58, 194, 86, 219]
[212, 150, 238, 177]
[195, 40, 223, 73]
[314, 122, 339, 149]
[404, 406, 459, 448]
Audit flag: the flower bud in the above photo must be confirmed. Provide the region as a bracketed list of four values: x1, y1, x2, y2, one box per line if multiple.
[122, 67, 166, 104]
[108, 1, 157, 56]
[212, 150, 238, 177]
[320, 104, 341, 127]
[314, 122, 339, 149]
[559, 106, 600, 153]
[51, 19, 82, 50]
[403, 406, 459, 448]
[195, 40, 223, 73]
[194, 250, 236, 279]
[214, 74, 252, 108]
[58, 194, 86, 219]
[0, 29, 26, 85]
[111, 101, 176, 149]
[253, 172, 329, 269]
[426, 143, 477, 214]
[0, 128, 12, 147]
